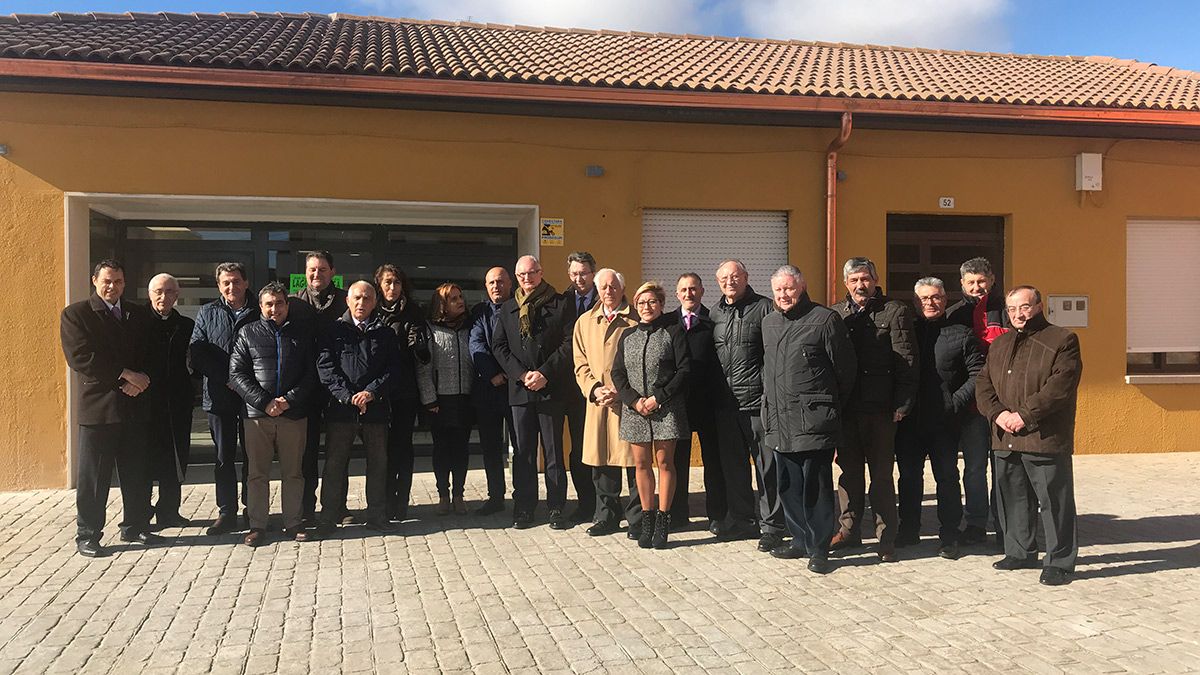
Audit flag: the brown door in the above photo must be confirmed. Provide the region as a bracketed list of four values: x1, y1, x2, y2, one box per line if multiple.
[886, 214, 1005, 305]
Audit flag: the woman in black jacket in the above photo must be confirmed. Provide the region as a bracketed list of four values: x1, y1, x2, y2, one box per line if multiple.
[612, 282, 691, 549]
[376, 264, 427, 521]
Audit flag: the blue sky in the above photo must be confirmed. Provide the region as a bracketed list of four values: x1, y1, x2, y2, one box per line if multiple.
[6, 0, 1200, 71]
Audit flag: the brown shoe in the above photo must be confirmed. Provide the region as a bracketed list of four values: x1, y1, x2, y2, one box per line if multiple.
[243, 529, 266, 547]
[282, 527, 312, 542]
[828, 531, 862, 552]
[452, 496, 467, 515]
[437, 496, 451, 515]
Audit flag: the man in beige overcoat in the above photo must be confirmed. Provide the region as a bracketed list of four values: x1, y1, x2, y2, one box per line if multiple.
[573, 268, 645, 538]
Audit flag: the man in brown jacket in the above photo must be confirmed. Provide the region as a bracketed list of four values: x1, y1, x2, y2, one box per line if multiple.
[976, 285, 1083, 586]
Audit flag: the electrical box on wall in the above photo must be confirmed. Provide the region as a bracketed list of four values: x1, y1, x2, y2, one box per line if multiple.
[1047, 295, 1088, 328]
[1076, 153, 1102, 191]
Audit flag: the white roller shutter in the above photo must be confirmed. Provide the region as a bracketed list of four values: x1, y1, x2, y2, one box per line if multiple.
[642, 209, 789, 307]
[1127, 219, 1200, 352]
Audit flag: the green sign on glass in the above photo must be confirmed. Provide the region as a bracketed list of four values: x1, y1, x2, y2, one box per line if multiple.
[289, 274, 344, 294]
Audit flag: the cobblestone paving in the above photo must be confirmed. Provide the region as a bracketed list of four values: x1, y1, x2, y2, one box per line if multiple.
[0, 452, 1197, 674]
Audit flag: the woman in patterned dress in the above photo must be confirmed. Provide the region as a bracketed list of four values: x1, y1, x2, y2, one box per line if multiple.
[611, 282, 691, 549]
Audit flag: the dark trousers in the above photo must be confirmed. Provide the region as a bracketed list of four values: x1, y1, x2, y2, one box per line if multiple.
[320, 421, 389, 523]
[960, 413, 994, 529]
[715, 409, 782, 535]
[995, 450, 1077, 571]
[76, 422, 152, 543]
[511, 402, 567, 512]
[593, 466, 643, 527]
[836, 410, 899, 548]
[431, 395, 473, 499]
[670, 437, 692, 521]
[695, 420, 725, 522]
[777, 448, 836, 557]
[386, 398, 419, 518]
[565, 396, 595, 518]
[301, 408, 324, 519]
[896, 422, 963, 544]
[149, 409, 191, 521]
[207, 412, 246, 518]
[475, 404, 514, 502]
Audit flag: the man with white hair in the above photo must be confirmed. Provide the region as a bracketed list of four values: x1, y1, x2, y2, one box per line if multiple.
[144, 273, 196, 529]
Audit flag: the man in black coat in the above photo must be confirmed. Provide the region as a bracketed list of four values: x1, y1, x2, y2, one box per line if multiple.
[663, 273, 719, 525]
[144, 273, 196, 529]
[710, 260, 784, 552]
[492, 255, 573, 530]
[316, 281, 398, 533]
[60, 259, 164, 557]
[189, 261, 259, 535]
[833, 257, 919, 562]
[469, 266, 517, 516]
[229, 282, 317, 546]
[562, 251, 599, 523]
[895, 277, 985, 560]
[289, 250, 349, 523]
[760, 266, 856, 574]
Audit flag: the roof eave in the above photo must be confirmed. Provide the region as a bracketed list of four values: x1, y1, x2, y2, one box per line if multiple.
[3, 58, 1200, 133]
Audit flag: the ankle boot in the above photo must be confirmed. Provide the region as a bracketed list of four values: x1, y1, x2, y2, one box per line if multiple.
[638, 510, 657, 549]
[652, 511, 671, 549]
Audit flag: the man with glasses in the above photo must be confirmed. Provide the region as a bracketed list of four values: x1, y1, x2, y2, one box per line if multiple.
[562, 251, 600, 524]
[977, 286, 1082, 586]
[492, 255, 574, 530]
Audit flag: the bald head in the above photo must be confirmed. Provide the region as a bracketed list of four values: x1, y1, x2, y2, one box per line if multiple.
[514, 255, 544, 293]
[347, 280, 377, 321]
[148, 273, 180, 317]
[485, 267, 512, 303]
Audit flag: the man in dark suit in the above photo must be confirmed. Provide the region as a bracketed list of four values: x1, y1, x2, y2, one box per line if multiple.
[492, 255, 574, 530]
[469, 266, 518, 516]
[562, 251, 599, 524]
[662, 272, 719, 526]
[60, 259, 165, 557]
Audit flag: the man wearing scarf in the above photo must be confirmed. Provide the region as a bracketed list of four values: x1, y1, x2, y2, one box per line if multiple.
[492, 255, 575, 530]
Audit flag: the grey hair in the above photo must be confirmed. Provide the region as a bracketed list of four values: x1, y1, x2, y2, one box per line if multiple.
[258, 281, 289, 301]
[960, 257, 994, 279]
[594, 267, 625, 289]
[214, 261, 247, 280]
[771, 265, 805, 284]
[716, 259, 748, 276]
[566, 251, 597, 271]
[1006, 285, 1042, 304]
[913, 277, 945, 293]
[842, 257, 877, 281]
[148, 273, 179, 289]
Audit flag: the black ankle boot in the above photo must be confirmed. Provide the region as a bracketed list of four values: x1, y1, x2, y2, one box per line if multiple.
[652, 511, 671, 549]
[638, 510, 657, 549]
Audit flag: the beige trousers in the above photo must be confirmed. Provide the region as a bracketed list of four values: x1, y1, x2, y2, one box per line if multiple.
[244, 416, 307, 531]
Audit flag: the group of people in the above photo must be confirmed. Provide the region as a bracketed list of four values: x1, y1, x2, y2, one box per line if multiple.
[61, 248, 1082, 584]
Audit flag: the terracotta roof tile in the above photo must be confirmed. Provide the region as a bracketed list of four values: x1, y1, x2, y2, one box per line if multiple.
[1, 12, 1199, 111]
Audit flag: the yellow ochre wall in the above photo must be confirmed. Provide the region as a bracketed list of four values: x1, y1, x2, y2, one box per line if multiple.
[1, 92, 1198, 489]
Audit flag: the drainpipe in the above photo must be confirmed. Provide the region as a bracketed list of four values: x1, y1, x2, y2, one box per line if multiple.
[825, 112, 853, 306]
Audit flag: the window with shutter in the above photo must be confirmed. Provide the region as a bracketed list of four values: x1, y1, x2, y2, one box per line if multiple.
[642, 209, 788, 309]
[1126, 219, 1200, 373]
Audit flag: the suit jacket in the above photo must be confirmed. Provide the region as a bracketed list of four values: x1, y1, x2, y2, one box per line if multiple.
[60, 294, 150, 425]
[562, 287, 597, 403]
[491, 290, 574, 411]
[663, 306, 720, 429]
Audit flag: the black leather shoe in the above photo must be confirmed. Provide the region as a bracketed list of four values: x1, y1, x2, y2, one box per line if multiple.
[707, 520, 722, 536]
[993, 556, 1040, 570]
[807, 556, 833, 574]
[758, 533, 784, 553]
[76, 540, 108, 558]
[512, 510, 534, 529]
[959, 525, 987, 545]
[155, 514, 191, 529]
[474, 500, 505, 516]
[938, 542, 961, 560]
[720, 522, 759, 541]
[895, 530, 920, 548]
[1039, 567, 1071, 586]
[639, 511, 658, 549]
[205, 515, 239, 536]
[548, 509, 572, 530]
[120, 531, 166, 546]
[627, 521, 642, 540]
[770, 545, 806, 560]
[586, 521, 622, 537]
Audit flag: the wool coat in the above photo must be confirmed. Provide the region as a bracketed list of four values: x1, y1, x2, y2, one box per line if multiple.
[572, 302, 637, 467]
[60, 294, 151, 426]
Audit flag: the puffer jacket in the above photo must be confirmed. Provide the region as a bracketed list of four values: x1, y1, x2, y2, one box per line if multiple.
[189, 295, 259, 415]
[710, 287, 774, 412]
[317, 312, 399, 424]
[911, 315, 985, 431]
[229, 316, 316, 419]
[417, 320, 473, 406]
[761, 293, 857, 453]
[835, 288, 919, 415]
[976, 313, 1083, 455]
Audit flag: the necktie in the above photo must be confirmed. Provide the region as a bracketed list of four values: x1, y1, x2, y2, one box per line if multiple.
[684, 313, 693, 331]
[578, 295, 586, 316]
[110, 305, 122, 321]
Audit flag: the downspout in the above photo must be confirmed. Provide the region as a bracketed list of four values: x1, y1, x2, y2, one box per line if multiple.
[826, 112, 853, 306]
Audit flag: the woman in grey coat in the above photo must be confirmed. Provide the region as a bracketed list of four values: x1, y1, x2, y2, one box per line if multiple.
[611, 282, 691, 549]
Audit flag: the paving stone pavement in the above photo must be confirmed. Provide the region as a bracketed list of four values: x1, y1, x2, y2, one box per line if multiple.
[0, 452, 1197, 674]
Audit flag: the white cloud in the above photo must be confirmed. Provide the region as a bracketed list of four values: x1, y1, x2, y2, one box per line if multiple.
[733, 0, 1011, 51]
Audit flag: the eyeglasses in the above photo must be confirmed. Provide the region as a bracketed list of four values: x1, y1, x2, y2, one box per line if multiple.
[635, 299, 661, 307]
[1006, 304, 1036, 314]
[514, 270, 542, 278]
[916, 296, 945, 305]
